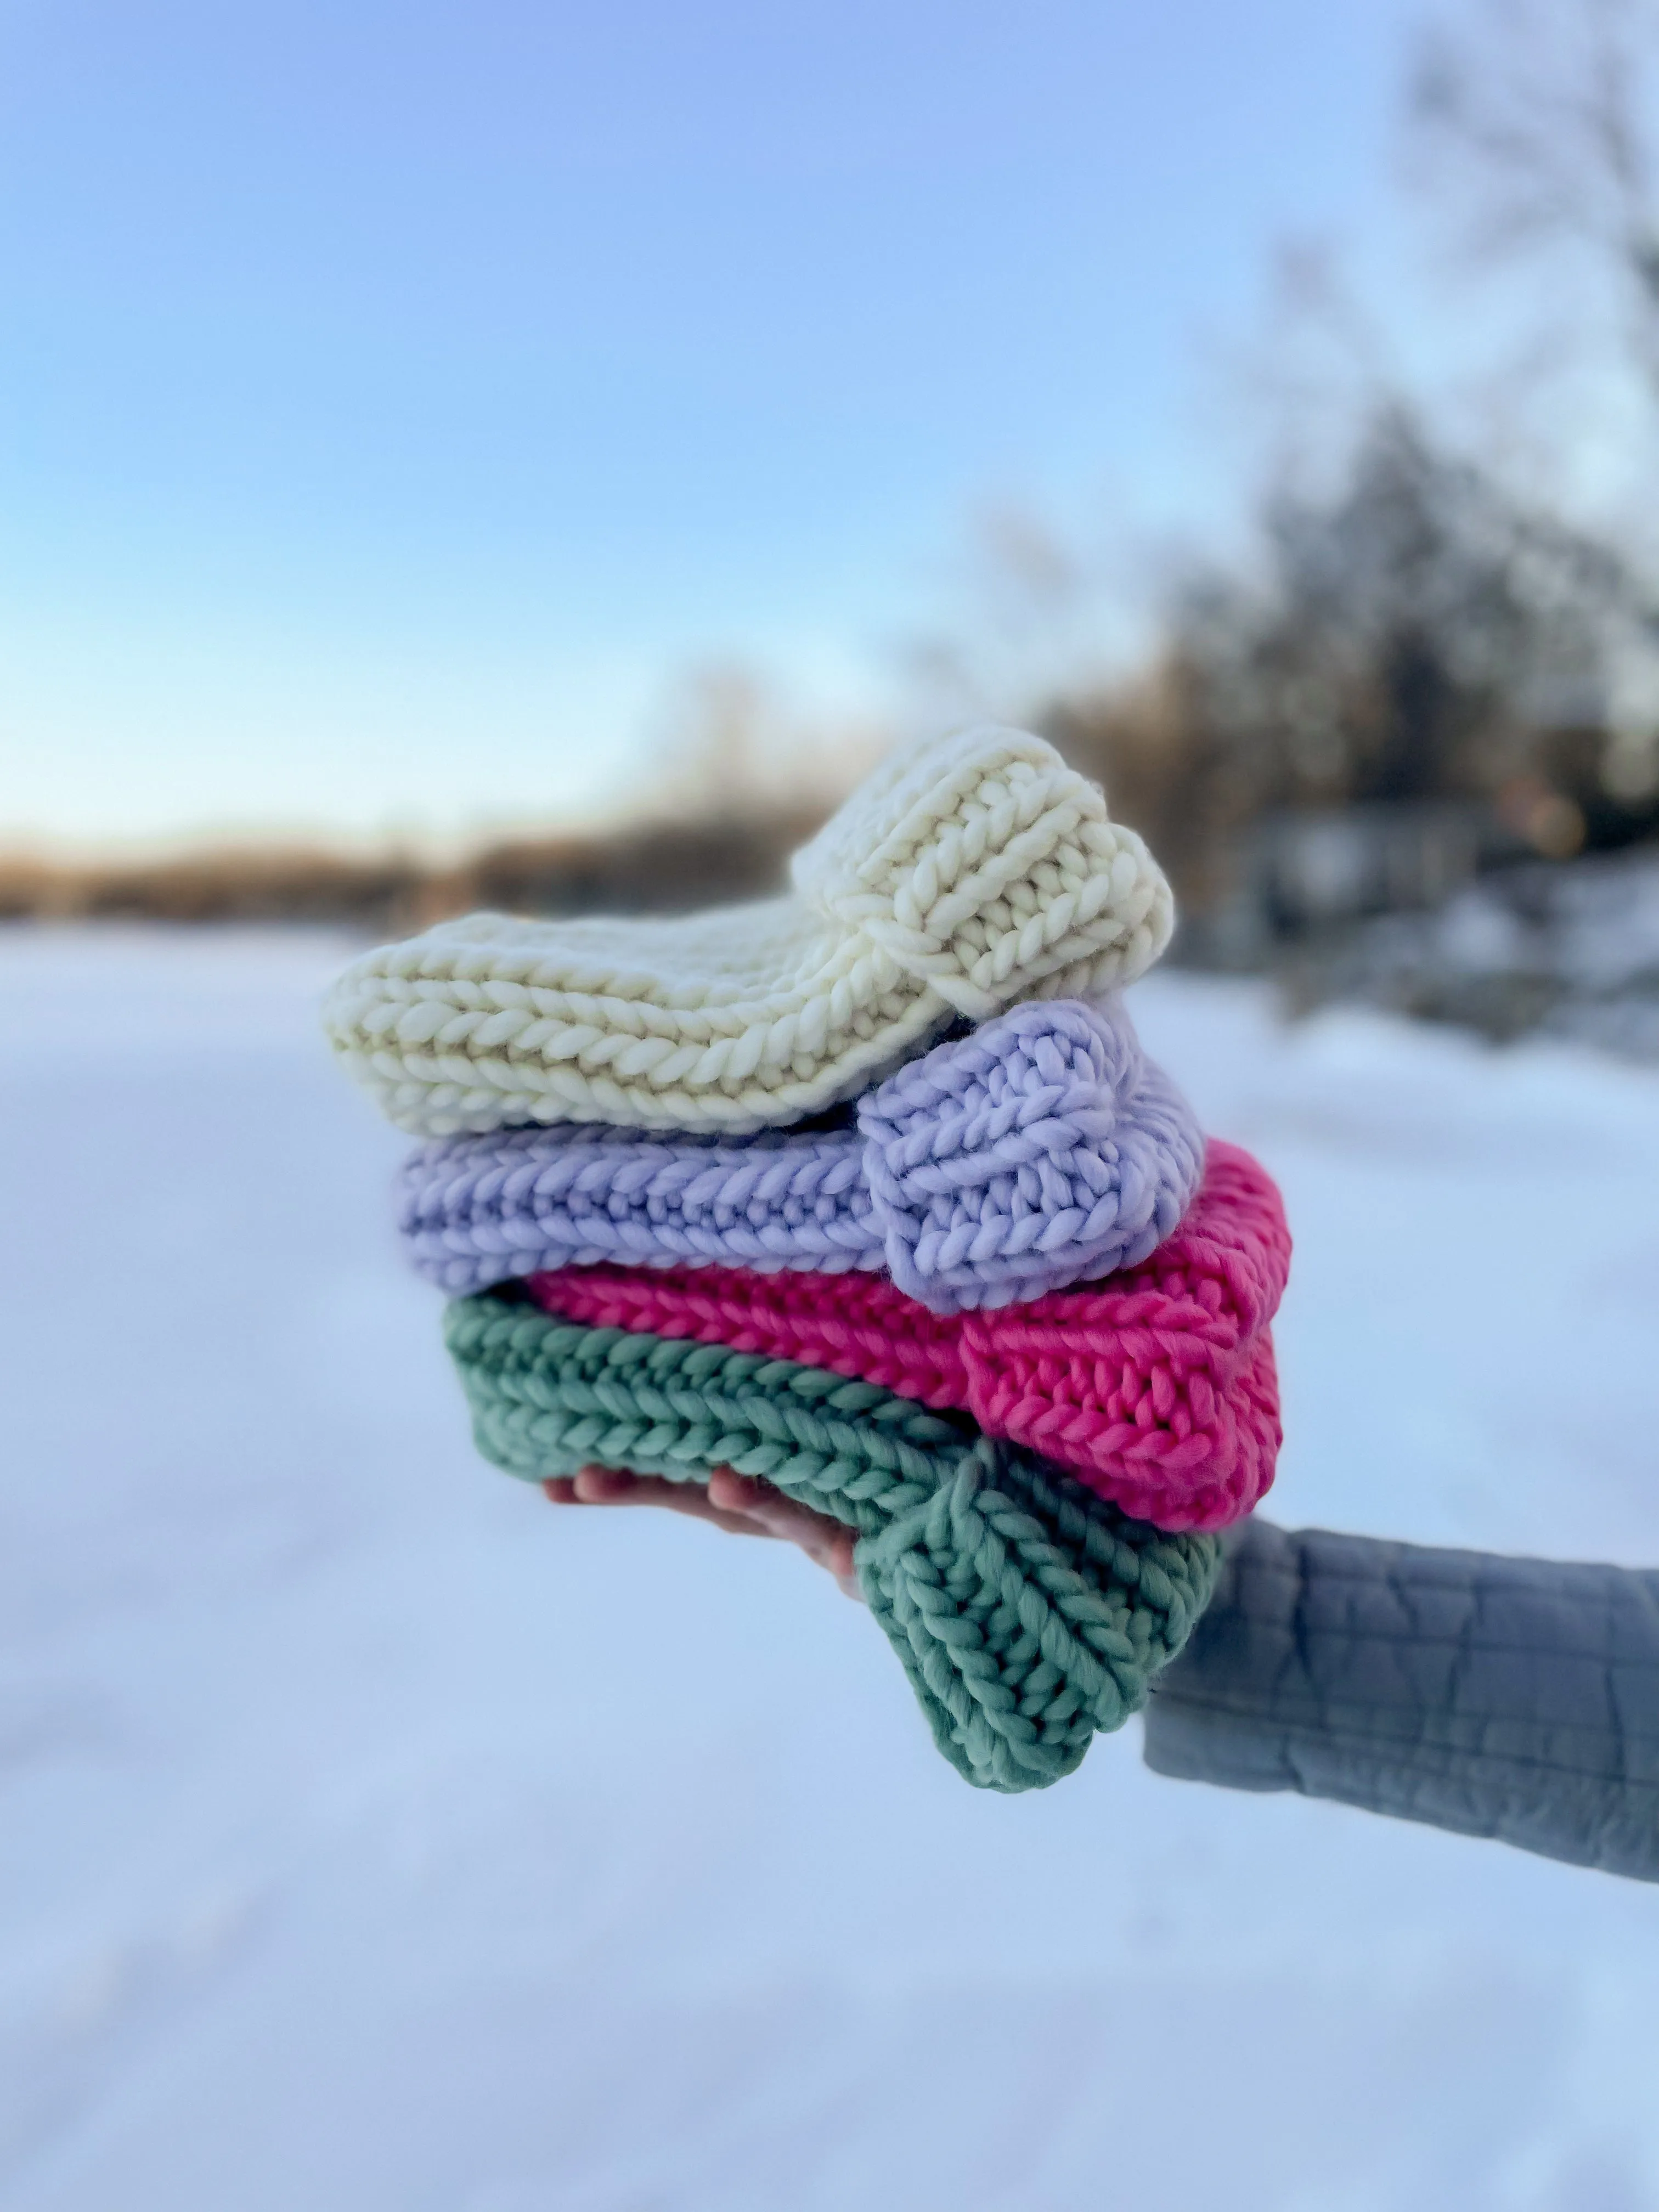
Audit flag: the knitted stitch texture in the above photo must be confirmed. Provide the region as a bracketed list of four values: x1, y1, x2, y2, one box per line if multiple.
[397, 997, 1205, 1311]
[526, 1141, 1290, 1532]
[324, 726, 1175, 1136]
[445, 1296, 1221, 1791]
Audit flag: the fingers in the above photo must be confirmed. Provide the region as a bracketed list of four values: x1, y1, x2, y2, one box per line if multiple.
[542, 1465, 863, 1600]
[708, 1470, 861, 1596]
[705, 1468, 836, 1548]
[571, 1466, 664, 1505]
[541, 1469, 774, 1538]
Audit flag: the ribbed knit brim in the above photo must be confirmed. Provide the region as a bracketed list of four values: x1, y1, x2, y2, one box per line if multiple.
[396, 997, 1204, 1311]
[325, 726, 1175, 1136]
[526, 1140, 1289, 1533]
[445, 1296, 1222, 1793]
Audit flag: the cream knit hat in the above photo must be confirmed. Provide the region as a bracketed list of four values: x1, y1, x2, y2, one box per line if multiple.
[323, 725, 1174, 1136]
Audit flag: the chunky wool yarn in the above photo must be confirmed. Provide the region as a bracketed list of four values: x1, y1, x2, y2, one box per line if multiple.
[325, 726, 1175, 1136]
[526, 1141, 1289, 1532]
[446, 1297, 1221, 1791]
[397, 997, 1205, 1311]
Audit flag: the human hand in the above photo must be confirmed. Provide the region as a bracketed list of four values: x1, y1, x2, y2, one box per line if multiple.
[543, 1465, 863, 1599]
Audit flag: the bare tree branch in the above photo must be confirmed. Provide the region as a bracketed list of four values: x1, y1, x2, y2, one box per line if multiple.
[1408, 0, 1659, 391]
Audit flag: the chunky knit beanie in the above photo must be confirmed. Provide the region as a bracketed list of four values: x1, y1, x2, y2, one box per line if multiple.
[524, 1141, 1289, 1533]
[446, 1296, 1222, 1791]
[325, 726, 1174, 1136]
[396, 997, 1204, 1311]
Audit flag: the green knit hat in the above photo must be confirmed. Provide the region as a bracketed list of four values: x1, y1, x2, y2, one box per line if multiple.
[445, 1295, 1222, 1793]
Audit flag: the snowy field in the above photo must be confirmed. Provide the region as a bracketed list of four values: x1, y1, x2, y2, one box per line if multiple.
[3, 925, 1658, 2212]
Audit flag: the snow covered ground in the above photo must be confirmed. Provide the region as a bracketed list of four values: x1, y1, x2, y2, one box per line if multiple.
[3, 926, 1658, 2212]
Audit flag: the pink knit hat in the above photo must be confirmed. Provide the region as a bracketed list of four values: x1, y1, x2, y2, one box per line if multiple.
[524, 1139, 1290, 1533]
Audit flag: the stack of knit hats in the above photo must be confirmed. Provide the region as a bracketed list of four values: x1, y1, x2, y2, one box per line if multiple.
[325, 726, 1291, 1791]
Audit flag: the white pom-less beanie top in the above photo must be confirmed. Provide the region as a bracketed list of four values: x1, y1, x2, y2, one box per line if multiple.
[323, 726, 1175, 1136]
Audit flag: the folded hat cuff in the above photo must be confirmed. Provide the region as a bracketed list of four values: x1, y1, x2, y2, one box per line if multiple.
[445, 1298, 1222, 1792]
[397, 997, 1206, 1313]
[325, 725, 1176, 1136]
[527, 1140, 1291, 1533]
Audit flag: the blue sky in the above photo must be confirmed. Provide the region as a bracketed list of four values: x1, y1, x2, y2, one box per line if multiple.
[1, 0, 1423, 848]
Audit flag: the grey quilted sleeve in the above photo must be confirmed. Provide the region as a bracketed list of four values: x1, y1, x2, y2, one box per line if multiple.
[1142, 1520, 1659, 1882]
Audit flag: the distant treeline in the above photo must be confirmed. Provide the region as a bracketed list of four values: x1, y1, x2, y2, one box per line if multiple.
[9, 419, 1659, 945]
[0, 808, 829, 936]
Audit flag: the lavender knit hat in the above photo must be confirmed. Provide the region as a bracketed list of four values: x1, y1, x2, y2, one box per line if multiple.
[396, 997, 1204, 1313]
